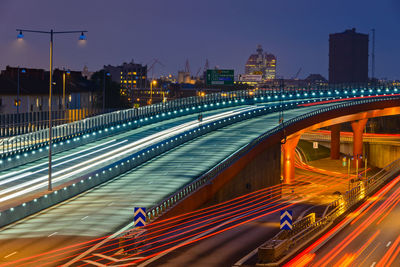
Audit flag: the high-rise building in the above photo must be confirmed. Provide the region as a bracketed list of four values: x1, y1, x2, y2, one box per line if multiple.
[245, 45, 276, 80]
[329, 28, 369, 84]
[104, 61, 147, 100]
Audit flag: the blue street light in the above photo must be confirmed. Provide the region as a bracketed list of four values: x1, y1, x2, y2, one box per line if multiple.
[16, 28, 87, 191]
[79, 32, 87, 40]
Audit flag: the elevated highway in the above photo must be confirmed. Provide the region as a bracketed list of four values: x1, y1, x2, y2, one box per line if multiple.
[1, 87, 400, 265]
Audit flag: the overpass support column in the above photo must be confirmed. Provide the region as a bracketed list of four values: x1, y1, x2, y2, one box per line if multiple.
[351, 119, 368, 167]
[330, 124, 341, 159]
[282, 134, 301, 184]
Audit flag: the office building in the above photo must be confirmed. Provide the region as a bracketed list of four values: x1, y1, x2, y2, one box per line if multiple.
[104, 61, 147, 101]
[329, 28, 369, 84]
[245, 45, 276, 80]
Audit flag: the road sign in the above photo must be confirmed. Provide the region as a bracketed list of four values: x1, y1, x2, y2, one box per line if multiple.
[134, 207, 146, 227]
[206, 69, 234, 85]
[280, 210, 293, 230]
[313, 142, 318, 149]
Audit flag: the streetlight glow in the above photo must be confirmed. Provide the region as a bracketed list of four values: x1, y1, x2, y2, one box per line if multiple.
[79, 32, 87, 40]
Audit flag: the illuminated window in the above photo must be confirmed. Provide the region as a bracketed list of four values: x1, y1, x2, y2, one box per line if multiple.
[133, 72, 137, 75]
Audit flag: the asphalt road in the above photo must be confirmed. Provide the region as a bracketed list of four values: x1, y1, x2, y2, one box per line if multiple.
[0, 103, 334, 266]
[286, 174, 400, 267]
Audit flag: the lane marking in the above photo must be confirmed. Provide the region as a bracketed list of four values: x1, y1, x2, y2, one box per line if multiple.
[48, 232, 58, 237]
[233, 247, 258, 266]
[81, 216, 89, 221]
[387, 241, 392, 247]
[93, 253, 118, 262]
[4, 251, 17, 258]
[358, 242, 381, 266]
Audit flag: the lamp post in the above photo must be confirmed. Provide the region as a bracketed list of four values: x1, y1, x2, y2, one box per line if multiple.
[150, 80, 157, 104]
[62, 69, 70, 111]
[348, 156, 353, 191]
[103, 70, 110, 113]
[16, 67, 26, 116]
[17, 29, 87, 191]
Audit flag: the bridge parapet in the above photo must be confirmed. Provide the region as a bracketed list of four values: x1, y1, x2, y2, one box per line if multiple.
[1, 85, 398, 161]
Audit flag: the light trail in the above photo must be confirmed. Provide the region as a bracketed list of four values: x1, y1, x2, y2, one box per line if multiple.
[285, 174, 400, 267]
[15, 168, 341, 267]
[299, 93, 400, 107]
[0, 106, 261, 204]
[0, 139, 118, 182]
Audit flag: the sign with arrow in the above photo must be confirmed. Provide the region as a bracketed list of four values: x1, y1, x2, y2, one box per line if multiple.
[280, 210, 293, 230]
[134, 207, 146, 227]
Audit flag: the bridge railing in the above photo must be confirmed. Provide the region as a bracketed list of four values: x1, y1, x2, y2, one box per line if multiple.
[144, 94, 400, 221]
[1, 85, 398, 159]
[0, 87, 334, 158]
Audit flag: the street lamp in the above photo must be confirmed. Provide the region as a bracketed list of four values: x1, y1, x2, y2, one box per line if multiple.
[62, 69, 71, 111]
[150, 80, 157, 104]
[16, 67, 26, 116]
[16, 28, 87, 191]
[103, 70, 110, 113]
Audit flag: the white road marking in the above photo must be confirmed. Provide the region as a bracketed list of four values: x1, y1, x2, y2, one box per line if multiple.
[233, 247, 258, 266]
[4, 251, 17, 258]
[386, 241, 392, 247]
[81, 216, 89, 221]
[93, 253, 119, 262]
[48, 232, 58, 237]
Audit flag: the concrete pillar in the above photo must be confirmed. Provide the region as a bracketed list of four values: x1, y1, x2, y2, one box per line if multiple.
[330, 124, 341, 160]
[351, 119, 368, 167]
[282, 135, 301, 184]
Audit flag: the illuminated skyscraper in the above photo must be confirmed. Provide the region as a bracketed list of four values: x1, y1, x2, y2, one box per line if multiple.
[245, 45, 276, 80]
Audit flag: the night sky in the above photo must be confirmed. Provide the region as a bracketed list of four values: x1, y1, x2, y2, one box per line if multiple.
[1, 0, 399, 79]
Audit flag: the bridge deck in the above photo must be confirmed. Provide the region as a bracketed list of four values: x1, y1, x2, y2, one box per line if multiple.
[0, 104, 327, 253]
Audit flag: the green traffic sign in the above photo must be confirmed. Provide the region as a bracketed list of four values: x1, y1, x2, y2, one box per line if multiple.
[206, 69, 234, 85]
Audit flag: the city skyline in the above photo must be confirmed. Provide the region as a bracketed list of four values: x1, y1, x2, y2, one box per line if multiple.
[0, 0, 399, 79]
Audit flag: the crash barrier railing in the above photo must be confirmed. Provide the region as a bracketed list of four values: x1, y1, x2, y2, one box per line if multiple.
[0, 84, 393, 138]
[0, 108, 115, 138]
[143, 94, 400, 223]
[0, 89, 331, 159]
[1, 85, 398, 159]
[257, 156, 400, 264]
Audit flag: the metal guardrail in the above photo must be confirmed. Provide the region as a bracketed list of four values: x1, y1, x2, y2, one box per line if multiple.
[144, 94, 400, 222]
[1, 86, 398, 159]
[0, 88, 328, 158]
[258, 155, 400, 263]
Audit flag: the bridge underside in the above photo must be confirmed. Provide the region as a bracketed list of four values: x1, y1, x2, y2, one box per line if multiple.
[283, 105, 400, 183]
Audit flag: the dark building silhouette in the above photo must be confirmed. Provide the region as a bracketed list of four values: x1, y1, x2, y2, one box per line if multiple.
[329, 28, 369, 84]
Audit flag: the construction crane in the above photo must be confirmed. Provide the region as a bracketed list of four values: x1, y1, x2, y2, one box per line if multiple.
[292, 67, 302, 79]
[195, 67, 202, 79]
[147, 58, 165, 77]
